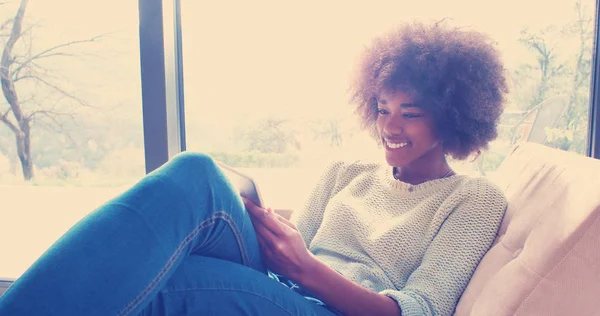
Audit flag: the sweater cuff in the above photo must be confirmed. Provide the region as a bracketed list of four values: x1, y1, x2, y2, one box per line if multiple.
[380, 289, 431, 316]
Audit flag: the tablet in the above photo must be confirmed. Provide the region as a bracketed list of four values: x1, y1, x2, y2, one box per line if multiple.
[215, 160, 265, 208]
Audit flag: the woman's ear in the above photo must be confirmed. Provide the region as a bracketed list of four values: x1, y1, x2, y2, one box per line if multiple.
[468, 150, 482, 163]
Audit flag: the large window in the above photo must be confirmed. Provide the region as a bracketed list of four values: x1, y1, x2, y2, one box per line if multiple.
[1, 0, 598, 281]
[0, 0, 143, 278]
[181, 0, 597, 205]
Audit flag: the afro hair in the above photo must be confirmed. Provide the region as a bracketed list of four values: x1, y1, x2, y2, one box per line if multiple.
[351, 21, 509, 159]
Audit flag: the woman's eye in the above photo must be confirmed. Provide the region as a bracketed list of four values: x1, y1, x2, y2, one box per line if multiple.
[404, 113, 422, 119]
[377, 108, 388, 115]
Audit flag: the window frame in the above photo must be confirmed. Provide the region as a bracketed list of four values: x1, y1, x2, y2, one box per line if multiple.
[588, 0, 600, 159]
[138, 0, 186, 173]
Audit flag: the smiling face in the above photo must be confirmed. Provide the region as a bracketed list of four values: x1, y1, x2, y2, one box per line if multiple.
[376, 91, 446, 174]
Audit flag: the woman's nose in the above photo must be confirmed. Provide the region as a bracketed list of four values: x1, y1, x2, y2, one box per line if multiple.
[383, 117, 403, 135]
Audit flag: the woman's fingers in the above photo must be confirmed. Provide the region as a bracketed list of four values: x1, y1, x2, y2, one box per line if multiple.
[242, 197, 264, 217]
[242, 197, 286, 235]
[242, 196, 298, 237]
[252, 217, 282, 256]
[257, 210, 288, 236]
[253, 217, 273, 238]
[272, 213, 297, 230]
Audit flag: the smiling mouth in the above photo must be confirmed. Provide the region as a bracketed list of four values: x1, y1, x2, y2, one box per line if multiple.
[384, 140, 411, 149]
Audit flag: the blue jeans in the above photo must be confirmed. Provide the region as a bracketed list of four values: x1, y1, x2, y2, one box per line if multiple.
[0, 152, 338, 316]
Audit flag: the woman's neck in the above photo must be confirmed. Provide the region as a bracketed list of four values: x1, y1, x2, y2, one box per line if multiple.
[393, 159, 453, 185]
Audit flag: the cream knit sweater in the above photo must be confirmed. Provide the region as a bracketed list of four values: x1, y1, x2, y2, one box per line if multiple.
[291, 160, 507, 316]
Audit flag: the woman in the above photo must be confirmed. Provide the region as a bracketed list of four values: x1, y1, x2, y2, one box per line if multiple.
[0, 22, 508, 316]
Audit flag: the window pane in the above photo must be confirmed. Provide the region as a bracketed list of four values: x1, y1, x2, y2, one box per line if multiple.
[0, 0, 143, 278]
[181, 0, 597, 203]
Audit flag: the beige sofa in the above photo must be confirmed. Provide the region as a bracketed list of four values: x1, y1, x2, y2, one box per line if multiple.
[276, 142, 599, 315]
[455, 142, 600, 315]
[271, 142, 600, 315]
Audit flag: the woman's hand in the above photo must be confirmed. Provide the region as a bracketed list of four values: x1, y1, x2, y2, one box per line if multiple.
[243, 198, 401, 316]
[242, 197, 317, 281]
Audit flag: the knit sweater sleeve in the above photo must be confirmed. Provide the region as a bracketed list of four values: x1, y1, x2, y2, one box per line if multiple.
[380, 178, 507, 316]
[291, 160, 346, 248]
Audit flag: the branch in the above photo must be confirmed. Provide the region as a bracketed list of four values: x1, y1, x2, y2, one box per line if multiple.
[531, 41, 550, 58]
[0, 109, 19, 134]
[0, 18, 13, 31]
[11, 52, 76, 80]
[10, 34, 107, 78]
[29, 93, 77, 118]
[29, 109, 75, 120]
[12, 58, 55, 82]
[12, 73, 35, 82]
[31, 109, 79, 148]
[25, 75, 90, 107]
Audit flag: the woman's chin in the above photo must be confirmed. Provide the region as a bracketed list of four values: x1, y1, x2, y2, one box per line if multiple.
[384, 155, 409, 168]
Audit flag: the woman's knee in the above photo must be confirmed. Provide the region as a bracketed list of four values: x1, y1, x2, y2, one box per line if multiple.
[165, 152, 221, 178]
[171, 151, 216, 169]
[147, 152, 227, 192]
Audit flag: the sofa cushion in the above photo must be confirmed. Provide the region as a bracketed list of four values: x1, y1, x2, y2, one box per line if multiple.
[455, 143, 600, 315]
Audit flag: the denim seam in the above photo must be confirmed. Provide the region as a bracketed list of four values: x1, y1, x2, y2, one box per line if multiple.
[163, 288, 296, 316]
[213, 211, 252, 266]
[118, 211, 251, 315]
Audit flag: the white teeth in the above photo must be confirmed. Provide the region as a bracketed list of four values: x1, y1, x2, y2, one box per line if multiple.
[386, 141, 409, 149]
